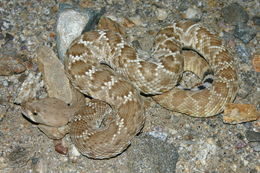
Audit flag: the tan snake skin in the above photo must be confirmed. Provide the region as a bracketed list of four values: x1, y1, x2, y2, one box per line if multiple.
[63, 20, 238, 159]
[22, 20, 238, 159]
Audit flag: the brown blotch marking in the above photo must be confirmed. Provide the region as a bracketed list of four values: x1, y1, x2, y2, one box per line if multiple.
[191, 90, 211, 108]
[158, 40, 180, 53]
[197, 27, 215, 40]
[213, 81, 229, 96]
[109, 80, 135, 99]
[117, 100, 141, 126]
[194, 28, 216, 50]
[138, 61, 158, 82]
[120, 45, 137, 60]
[216, 67, 237, 80]
[159, 77, 174, 87]
[154, 35, 167, 44]
[176, 20, 196, 32]
[68, 43, 91, 57]
[213, 50, 233, 65]
[106, 31, 122, 49]
[82, 31, 100, 42]
[208, 36, 222, 47]
[91, 70, 113, 86]
[157, 27, 176, 38]
[161, 54, 183, 73]
[153, 89, 185, 108]
[113, 55, 128, 68]
[70, 60, 92, 76]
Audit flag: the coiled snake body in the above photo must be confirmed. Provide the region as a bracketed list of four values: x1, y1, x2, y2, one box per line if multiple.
[23, 20, 238, 159]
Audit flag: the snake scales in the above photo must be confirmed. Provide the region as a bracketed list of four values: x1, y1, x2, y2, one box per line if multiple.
[22, 20, 238, 159]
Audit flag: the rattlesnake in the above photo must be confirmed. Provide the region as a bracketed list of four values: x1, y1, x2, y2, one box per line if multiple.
[22, 20, 238, 159]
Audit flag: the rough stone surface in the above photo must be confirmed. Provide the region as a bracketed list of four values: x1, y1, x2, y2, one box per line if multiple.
[37, 46, 74, 104]
[252, 16, 260, 26]
[223, 103, 259, 124]
[126, 134, 179, 173]
[0, 56, 26, 76]
[234, 23, 257, 44]
[14, 72, 43, 104]
[221, 2, 249, 24]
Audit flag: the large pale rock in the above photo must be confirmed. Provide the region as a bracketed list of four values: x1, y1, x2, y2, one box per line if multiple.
[37, 46, 75, 104]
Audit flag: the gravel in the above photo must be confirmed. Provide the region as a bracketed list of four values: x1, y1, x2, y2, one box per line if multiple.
[0, 0, 259, 173]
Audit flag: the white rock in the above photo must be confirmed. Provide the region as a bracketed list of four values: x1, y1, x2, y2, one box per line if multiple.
[156, 8, 168, 21]
[56, 9, 91, 62]
[183, 7, 202, 20]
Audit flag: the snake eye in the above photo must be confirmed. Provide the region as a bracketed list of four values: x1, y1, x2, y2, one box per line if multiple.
[33, 112, 38, 116]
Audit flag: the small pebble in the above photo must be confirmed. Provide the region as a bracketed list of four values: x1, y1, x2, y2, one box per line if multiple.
[221, 2, 249, 24]
[235, 140, 247, 149]
[156, 8, 168, 21]
[249, 142, 260, 152]
[147, 131, 168, 141]
[236, 45, 250, 63]
[8, 146, 32, 167]
[246, 130, 260, 142]
[5, 33, 14, 42]
[0, 33, 4, 40]
[0, 56, 26, 76]
[182, 7, 202, 20]
[122, 17, 136, 28]
[252, 16, 260, 26]
[234, 23, 256, 44]
[2, 80, 9, 87]
[55, 142, 68, 155]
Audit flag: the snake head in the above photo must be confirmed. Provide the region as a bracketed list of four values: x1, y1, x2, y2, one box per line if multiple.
[21, 97, 71, 127]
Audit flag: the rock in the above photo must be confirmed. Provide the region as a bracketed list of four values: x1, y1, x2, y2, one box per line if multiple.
[56, 4, 104, 62]
[4, 33, 14, 42]
[156, 8, 168, 21]
[0, 56, 26, 76]
[235, 45, 250, 63]
[182, 7, 202, 20]
[14, 72, 43, 104]
[56, 8, 91, 62]
[252, 53, 260, 72]
[126, 134, 179, 173]
[128, 16, 143, 26]
[252, 16, 260, 26]
[7, 146, 32, 168]
[54, 140, 68, 155]
[122, 17, 136, 28]
[223, 103, 259, 124]
[221, 3, 249, 25]
[31, 157, 47, 173]
[147, 131, 168, 141]
[37, 46, 75, 104]
[0, 33, 4, 40]
[246, 130, 260, 142]
[234, 23, 256, 44]
[248, 142, 260, 152]
[68, 144, 81, 163]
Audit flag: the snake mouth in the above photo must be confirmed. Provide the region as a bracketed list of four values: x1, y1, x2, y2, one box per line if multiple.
[21, 108, 39, 125]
